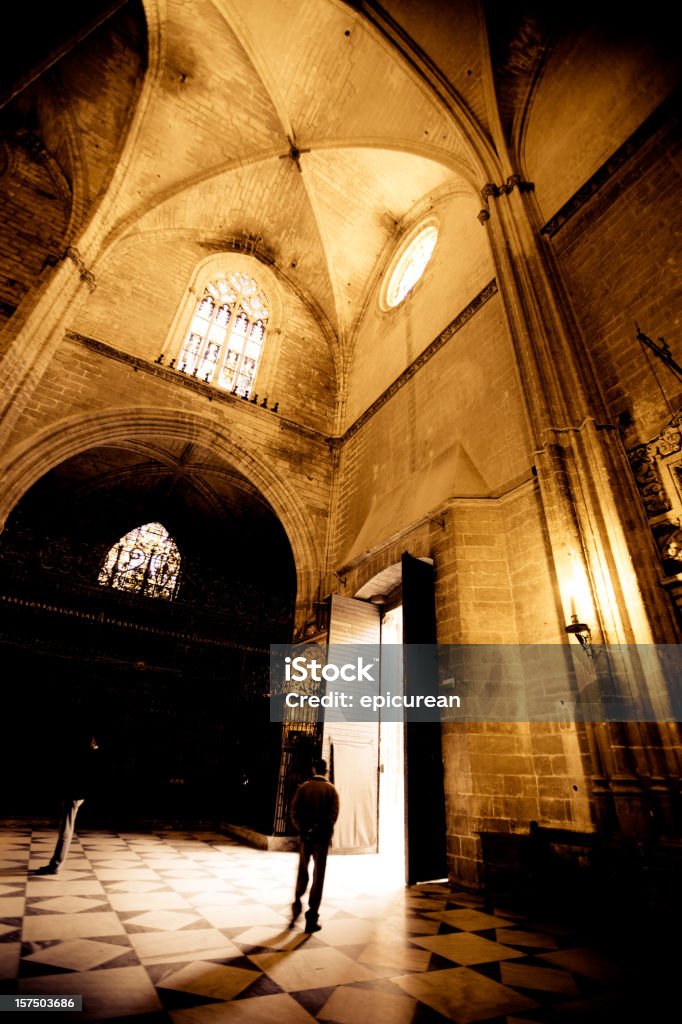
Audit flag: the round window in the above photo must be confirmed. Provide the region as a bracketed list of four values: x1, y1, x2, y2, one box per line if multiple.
[383, 223, 438, 309]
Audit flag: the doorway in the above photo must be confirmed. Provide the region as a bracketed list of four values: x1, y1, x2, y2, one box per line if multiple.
[377, 603, 406, 880]
[321, 555, 448, 885]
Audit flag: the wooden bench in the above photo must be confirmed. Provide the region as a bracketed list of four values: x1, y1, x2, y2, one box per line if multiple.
[477, 822, 599, 916]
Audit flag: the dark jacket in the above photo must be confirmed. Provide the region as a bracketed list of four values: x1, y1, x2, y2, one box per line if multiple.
[61, 741, 101, 800]
[291, 775, 340, 843]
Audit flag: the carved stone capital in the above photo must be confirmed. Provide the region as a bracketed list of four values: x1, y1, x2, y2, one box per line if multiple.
[478, 176, 534, 225]
[480, 182, 500, 201]
[45, 246, 96, 291]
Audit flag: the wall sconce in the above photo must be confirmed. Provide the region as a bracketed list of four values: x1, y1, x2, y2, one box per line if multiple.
[565, 614, 598, 660]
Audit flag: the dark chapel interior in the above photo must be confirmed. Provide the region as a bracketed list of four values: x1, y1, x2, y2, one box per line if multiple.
[0, 442, 296, 832]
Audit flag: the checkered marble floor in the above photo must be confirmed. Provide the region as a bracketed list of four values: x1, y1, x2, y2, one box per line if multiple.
[0, 825, 665, 1022]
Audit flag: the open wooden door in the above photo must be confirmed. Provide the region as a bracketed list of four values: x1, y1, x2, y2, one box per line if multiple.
[402, 552, 448, 883]
[324, 594, 381, 853]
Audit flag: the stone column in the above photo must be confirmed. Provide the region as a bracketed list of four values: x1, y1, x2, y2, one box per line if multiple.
[480, 179, 681, 839]
[0, 247, 97, 451]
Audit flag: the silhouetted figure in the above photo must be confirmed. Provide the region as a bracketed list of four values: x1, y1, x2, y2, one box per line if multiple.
[34, 733, 101, 876]
[290, 758, 340, 933]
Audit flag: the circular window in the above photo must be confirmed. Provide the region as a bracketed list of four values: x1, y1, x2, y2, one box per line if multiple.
[383, 223, 438, 309]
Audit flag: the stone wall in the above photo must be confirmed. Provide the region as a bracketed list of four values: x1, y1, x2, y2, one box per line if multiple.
[546, 105, 682, 446]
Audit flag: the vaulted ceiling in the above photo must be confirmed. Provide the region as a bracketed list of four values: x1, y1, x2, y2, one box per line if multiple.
[3, 0, 499, 351]
[98, 0, 485, 351]
[4, 0, 677, 352]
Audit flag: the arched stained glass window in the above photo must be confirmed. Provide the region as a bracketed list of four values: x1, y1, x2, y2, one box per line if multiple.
[383, 224, 438, 309]
[98, 522, 181, 600]
[178, 271, 269, 395]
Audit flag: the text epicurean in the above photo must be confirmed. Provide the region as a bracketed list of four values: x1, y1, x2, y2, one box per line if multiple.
[284, 692, 462, 710]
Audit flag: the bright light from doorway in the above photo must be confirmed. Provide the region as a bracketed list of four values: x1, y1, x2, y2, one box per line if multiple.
[378, 605, 406, 882]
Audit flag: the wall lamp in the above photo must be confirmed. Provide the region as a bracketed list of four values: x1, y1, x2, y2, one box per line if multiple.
[565, 614, 598, 660]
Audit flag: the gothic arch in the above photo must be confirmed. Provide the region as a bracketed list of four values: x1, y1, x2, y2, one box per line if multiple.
[0, 407, 322, 621]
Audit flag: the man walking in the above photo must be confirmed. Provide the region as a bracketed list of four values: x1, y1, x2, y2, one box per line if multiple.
[290, 758, 340, 933]
[34, 732, 101, 876]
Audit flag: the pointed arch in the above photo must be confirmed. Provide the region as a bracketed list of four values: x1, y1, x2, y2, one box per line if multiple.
[0, 407, 323, 622]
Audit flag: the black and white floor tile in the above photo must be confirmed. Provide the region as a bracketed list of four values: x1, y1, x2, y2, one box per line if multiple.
[0, 826, 668, 1022]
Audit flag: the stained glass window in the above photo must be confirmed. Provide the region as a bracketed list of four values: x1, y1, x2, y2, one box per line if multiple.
[385, 224, 438, 308]
[98, 522, 181, 600]
[178, 271, 269, 395]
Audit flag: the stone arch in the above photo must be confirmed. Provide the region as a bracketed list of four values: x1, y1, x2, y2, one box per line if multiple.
[0, 406, 322, 621]
[353, 562, 403, 602]
[516, 15, 679, 224]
